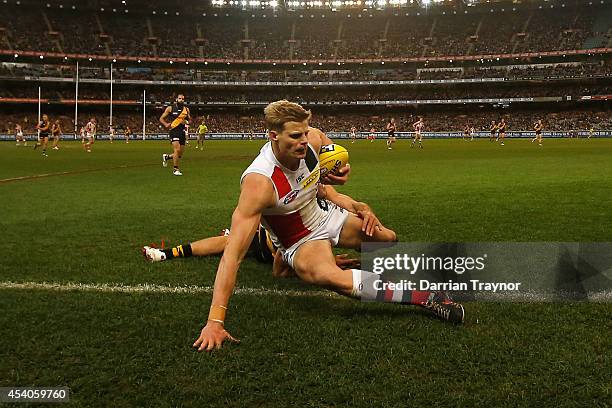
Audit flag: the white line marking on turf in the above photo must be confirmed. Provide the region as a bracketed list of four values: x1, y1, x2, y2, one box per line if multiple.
[0, 281, 610, 301]
[0, 163, 157, 184]
[0, 281, 338, 298]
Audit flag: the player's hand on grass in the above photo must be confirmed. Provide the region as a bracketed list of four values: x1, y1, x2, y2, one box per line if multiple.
[193, 321, 240, 352]
[322, 163, 350, 185]
[334, 253, 360, 269]
[357, 210, 382, 237]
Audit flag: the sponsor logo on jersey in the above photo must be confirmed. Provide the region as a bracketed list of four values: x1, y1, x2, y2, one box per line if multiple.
[300, 168, 320, 190]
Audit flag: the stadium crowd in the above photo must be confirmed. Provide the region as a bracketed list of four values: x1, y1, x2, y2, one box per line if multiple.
[0, 4, 608, 60]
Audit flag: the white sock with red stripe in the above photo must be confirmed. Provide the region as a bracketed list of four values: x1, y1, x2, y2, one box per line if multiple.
[351, 269, 431, 305]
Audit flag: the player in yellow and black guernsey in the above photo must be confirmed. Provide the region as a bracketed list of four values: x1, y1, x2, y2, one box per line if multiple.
[160, 94, 191, 176]
[34, 114, 50, 157]
[532, 119, 543, 146]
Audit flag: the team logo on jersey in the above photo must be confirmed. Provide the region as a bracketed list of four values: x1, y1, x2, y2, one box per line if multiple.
[283, 189, 300, 205]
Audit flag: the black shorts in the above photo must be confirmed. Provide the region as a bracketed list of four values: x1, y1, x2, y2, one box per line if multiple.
[535, 131, 541, 135]
[388, 131, 395, 137]
[170, 128, 186, 145]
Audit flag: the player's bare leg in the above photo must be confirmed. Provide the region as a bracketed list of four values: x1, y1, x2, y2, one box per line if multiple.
[292, 240, 464, 324]
[84, 136, 94, 152]
[38, 137, 49, 156]
[143, 234, 229, 262]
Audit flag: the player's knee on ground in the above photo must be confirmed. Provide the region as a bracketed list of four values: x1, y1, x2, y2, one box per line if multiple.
[373, 226, 397, 242]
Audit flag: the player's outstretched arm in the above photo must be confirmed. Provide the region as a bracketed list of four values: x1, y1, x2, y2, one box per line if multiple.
[193, 174, 274, 352]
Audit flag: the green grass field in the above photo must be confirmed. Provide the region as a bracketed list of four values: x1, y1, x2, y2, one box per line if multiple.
[1, 138, 611, 407]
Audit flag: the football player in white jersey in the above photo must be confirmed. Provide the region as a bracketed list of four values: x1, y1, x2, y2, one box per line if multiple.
[84, 117, 96, 153]
[15, 124, 26, 146]
[142, 184, 394, 277]
[192, 100, 464, 352]
[411, 116, 424, 148]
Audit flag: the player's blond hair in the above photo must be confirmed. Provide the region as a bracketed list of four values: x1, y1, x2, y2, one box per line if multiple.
[264, 100, 311, 132]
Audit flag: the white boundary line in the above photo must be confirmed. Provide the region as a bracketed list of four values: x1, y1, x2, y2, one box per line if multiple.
[0, 281, 337, 298]
[0, 281, 610, 302]
[0, 163, 156, 184]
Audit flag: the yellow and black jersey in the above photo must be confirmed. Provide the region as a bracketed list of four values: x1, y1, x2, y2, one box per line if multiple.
[38, 120, 50, 136]
[169, 103, 189, 131]
[534, 123, 543, 133]
[498, 122, 507, 133]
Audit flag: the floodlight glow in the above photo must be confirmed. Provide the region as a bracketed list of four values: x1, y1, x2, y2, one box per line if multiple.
[270, 0, 278, 6]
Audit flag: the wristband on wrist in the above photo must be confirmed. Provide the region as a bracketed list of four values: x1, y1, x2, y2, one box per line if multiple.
[208, 304, 227, 324]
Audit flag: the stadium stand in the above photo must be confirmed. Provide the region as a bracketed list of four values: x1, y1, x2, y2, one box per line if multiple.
[0, 0, 610, 137]
[1, 3, 609, 60]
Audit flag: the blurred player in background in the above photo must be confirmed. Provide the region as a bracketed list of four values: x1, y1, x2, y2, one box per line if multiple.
[124, 126, 131, 143]
[15, 124, 26, 146]
[196, 119, 208, 149]
[411, 116, 424, 148]
[350, 126, 357, 144]
[184, 120, 190, 145]
[489, 120, 497, 142]
[497, 118, 507, 146]
[160, 94, 191, 176]
[532, 119, 543, 146]
[84, 117, 96, 153]
[80, 125, 85, 144]
[109, 125, 115, 143]
[463, 124, 470, 141]
[368, 127, 376, 142]
[386, 118, 396, 150]
[51, 120, 62, 150]
[34, 114, 50, 157]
